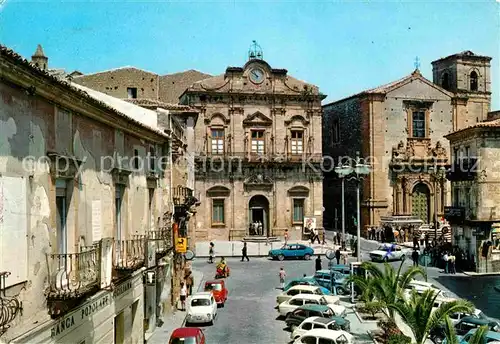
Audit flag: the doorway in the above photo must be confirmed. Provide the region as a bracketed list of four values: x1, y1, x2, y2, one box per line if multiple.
[249, 195, 269, 237]
[412, 183, 430, 223]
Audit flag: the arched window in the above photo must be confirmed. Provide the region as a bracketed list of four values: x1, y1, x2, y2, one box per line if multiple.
[470, 71, 478, 91]
[441, 72, 450, 90]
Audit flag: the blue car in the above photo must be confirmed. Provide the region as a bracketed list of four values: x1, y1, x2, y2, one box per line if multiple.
[283, 278, 332, 295]
[313, 270, 350, 295]
[268, 244, 314, 261]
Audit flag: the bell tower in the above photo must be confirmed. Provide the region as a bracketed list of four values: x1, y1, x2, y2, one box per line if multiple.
[248, 40, 263, 61]
[31, 44, 48, 71]
[432, 50, 492, 124]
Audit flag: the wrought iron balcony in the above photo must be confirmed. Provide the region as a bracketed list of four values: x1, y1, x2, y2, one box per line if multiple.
[113, 237, 145, 271]
[194, 152, 324, 164]
[147, 230, 173, 257]
[45, 245, 100, 300]
[1, 272, 23, 336]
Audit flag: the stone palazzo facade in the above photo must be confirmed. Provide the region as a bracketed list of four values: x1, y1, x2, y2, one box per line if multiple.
[180, 49, 326, 241]
[323, 51, 492, 234]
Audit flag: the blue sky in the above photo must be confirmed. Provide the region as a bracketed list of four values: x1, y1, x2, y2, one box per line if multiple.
[1, 0, 499, 108]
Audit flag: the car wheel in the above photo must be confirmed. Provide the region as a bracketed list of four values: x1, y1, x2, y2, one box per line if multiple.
[337, 287, 346, 295]
[278, 254, 285, 261]
[304, 254, 311, 260]
[221, 303, 225, 308]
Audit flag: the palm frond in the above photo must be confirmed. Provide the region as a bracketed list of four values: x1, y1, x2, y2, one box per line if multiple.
[443, 315, 459, 344]
[467, 325, 489, 344]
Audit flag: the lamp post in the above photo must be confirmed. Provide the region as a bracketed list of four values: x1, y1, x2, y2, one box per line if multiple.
[428, 165, 447, 241]
[334, 166, 351, 250]
[335, 154, 371, 262]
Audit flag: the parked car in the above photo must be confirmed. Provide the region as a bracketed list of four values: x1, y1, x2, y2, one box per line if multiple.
[169, 327, 206, 344]
[278, 294, 345, 318]
[292, 329, 353, 344]
[456, 328, 500, 344]
[268, 244, 314, 261]
[313, 270, 349, 295]
[448, 309, 500, 327]
[276, 285, 325, 305]
[404, 279, 455, 300]
[185, 292, 217, 326]
[431, 316, 500, 343]
[285, 305, 350, 332]
[204, 279, 228, 307]
[290, 316, 353, 341]
[369, 243, 410, 262]
[326, 264, 351, 276]
[284, 278, 331, 295]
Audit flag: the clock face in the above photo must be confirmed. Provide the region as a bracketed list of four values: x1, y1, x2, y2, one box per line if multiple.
[249, 68, 265, 84]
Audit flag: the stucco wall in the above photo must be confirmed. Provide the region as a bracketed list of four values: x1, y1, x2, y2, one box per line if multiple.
[0, 79, 166, 339]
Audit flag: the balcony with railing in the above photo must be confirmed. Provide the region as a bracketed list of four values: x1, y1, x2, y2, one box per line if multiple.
[45, 244, 101, 301]
[194, 152, 324, 164]
[147, 229, 172, 259]
[113, 236, 146, 273]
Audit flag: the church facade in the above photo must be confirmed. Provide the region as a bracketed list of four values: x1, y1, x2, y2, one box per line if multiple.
[322, 51, 492, 234]
[180, 44, 325, 241]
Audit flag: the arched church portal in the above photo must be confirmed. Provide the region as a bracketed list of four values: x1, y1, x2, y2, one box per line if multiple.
[412, 183, 430, 223]
[249, 195, 270, 237]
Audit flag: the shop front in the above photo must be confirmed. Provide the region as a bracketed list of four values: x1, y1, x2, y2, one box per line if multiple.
[10, 269, 144, 344]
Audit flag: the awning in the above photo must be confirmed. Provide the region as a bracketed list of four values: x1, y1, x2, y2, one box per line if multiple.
[380, 216, 424, 226]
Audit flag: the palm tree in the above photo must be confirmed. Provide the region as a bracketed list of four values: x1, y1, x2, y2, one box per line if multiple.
[390, 289, 474, 344]
[348, 260, 426, 319]
[443, 317, 489, 344]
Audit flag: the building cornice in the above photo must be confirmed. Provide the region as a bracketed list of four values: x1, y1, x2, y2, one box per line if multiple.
[1, 54, 168, 143]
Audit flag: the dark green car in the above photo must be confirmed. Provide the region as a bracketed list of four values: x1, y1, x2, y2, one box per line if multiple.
[431, 316, 500, 343]
[284, 304, 350, 332]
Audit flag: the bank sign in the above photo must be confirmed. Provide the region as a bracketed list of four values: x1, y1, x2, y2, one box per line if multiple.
[50, 294, 110, 338]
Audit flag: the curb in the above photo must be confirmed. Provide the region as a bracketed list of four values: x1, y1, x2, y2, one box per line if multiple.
[462, 271, 500, 277]
[367, 330, 380, 344]
[353, 308, 379, 324]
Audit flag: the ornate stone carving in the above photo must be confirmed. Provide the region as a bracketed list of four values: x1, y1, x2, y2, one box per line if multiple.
[406, 140, 415, 157]
[244, 173, 274, 185]
[392, 140, 406, 160]
[429, 141, 447, 159]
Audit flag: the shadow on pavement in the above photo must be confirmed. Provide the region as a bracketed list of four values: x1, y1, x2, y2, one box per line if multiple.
[435, 274, 500, 319]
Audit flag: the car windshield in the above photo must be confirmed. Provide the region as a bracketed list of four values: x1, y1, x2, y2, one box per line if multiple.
[206, 283, 222, 291]
[191, 298, 210, 307]
[319, 297, 328, 305]
[170, 338, 196, 344]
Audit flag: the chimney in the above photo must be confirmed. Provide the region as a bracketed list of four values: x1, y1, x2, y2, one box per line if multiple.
[31, 44, 48, 71]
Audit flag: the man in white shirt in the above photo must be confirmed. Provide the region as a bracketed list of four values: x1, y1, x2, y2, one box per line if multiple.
[443, 252, 449, 273]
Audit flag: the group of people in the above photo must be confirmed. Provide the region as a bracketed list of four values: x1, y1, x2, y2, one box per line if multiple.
[249, 221, 264, 236]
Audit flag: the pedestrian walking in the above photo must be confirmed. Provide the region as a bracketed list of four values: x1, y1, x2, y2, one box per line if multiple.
[335, 248, 341, 265]
[450, 254, 456, 274]
[279, 267, 286, 289]
[284, 229, 289, 245]
[180, 282, 187, 311]
[315, 255, 322, 271]
[208, 242, 215, 263]
[342, 253, 348, 265]
[412, 249, 419, 267]
[321, 228, 326, 245]
[311, 228, 320, 244]
[241, 242, 250, 262]
[443, 252, 449, 273]
[185, 270, 194, 295]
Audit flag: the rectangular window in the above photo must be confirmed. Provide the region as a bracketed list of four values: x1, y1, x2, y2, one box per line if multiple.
[149, 146, 156, 172]
[127, 87, 137, 99]
[211, 129, 224, 154]
[148, 188, 154, 230]
[251, 130, 265, 154]
[453, 148, 459, 163]
[291, 130, 303, 154]
[133, 149, 139, 170]
[333, 119, 340, 143]
[412, 111, 426, 138]
[212, 199, 225, 226]
[56, 179, 68, 254]
[293, 199, 304, 224]
[465, 146, 470, 158]
[115, 185, 124, 239]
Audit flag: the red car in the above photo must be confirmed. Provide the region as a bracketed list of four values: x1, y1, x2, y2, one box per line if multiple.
[204, 280, 228, 307]
[169, 327, 205, 344]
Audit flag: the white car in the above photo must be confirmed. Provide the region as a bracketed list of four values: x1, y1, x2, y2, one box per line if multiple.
[278, 294, 345, 318]
[293, 329, 353, 344]
[291, 316, 351, 341]
[185, 292, 217, 325]
[403, 279, 455, 301]
[369, 243, 409, 262]
[276, 285, 325, 305]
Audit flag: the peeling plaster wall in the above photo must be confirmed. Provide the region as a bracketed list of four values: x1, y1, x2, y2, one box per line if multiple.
[0, 80, 168, 340]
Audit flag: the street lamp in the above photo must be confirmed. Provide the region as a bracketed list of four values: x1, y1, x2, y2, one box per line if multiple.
[335, 155, 371, 262]
[428, 165, 447, 241]
[334, 165, 353, 250]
